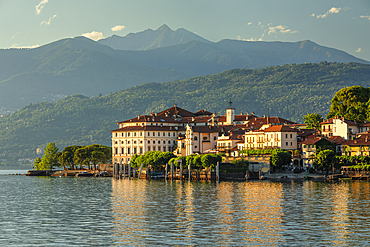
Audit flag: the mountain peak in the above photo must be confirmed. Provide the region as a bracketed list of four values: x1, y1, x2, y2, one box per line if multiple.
[156, 24, 172, 31]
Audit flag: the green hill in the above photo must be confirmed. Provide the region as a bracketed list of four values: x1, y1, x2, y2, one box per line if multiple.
[1, 62, 370, 165]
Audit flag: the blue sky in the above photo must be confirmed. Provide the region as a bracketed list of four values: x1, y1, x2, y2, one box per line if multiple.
[1, 0, 369, 61]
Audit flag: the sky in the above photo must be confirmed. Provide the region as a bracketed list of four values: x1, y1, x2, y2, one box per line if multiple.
[0, 0, 369, 61]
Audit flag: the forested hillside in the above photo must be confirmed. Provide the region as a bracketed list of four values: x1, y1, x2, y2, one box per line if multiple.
[1, 62, 370, 165]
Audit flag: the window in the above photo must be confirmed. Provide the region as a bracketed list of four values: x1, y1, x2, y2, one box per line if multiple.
[194, 136, 198, 141]
[153, 141, 156, 144]
[121, 148, 124, 154]
[127, 148, 130, 154]
[115, 148, 118, 154]
[134, 147, 137, 154]
[140, 147, 143, 154]
[163, 132, 165, 137]
[158, 132, 160, 136]
[128, 132, 130, 137]
[153, 132, 155, 136]
[195, 145, 197, 149]
[163, 147, 166, 152]
[148, 140, 150, 144]
[140, 132, 142, 136]
[285, 134, 288, 138]
[134, 132, 136, 137]
[173, 133, 176, 137]
[291, 142, 293, 146]
[214, 136, 217, 140]
[134, 141, 137, 144]
[148, 132, 150, 136]
[153, 147, 156, 151]
[115, 133, 117, 137]
[158, 141, 161, 144]
[128, 141, 130, 144]
[158, 147, 161, 151]
[168, 133, 170, 136]
[148, 147, 151, 151]
[286, 142, 288, 146]
[290, 134, 292, 138]
[168, 140, 171, 144]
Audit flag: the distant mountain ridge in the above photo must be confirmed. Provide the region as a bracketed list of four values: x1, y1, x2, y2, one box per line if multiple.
[1, 62, 370, 165]
[98, 24, 213, 50]
[0, 24, 368, 112]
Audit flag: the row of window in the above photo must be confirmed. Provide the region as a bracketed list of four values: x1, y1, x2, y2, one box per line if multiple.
[114, 132, 177, 138]
[114, 140, 175, 145]
[114, 146, 172, 155]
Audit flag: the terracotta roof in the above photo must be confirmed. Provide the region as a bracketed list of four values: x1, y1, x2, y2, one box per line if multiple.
[298, 129, 318, 137]
[263, 125, 299, 132]
[301, 137, 325, 145]
[320, 118, 334, 125]
[117, 115, 178, 124]
[359, 122, 370, 127]
[179, 116, 212, 123]
[327, 136, 346, 145]
[111, 125, 185, 132]
[246, 116, 296, 129]
[157, 105, 196, 117]
[194, 109, 213, 116]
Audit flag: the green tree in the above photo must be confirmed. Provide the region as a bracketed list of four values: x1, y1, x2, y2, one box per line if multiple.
[315, 149, 336, 173]
[327, 86, 370, 122]
[39, 142, 59, 170]
[303, 113, 323, 130]
[270, 150, 292, 171]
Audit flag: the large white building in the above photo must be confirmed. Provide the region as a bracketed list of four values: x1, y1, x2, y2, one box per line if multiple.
[111, 105, 214, 164]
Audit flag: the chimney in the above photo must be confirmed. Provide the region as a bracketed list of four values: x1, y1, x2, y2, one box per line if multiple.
[138, 114, 140, 119]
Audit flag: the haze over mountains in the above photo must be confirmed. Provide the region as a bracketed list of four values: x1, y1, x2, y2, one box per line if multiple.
[0, 24, 368, 112]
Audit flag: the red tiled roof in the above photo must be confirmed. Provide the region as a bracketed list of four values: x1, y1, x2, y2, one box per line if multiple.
[194, 109, 213, 116]
[111, 125, 185, 132]
[157, 105, 196, 117]
[301, 137, 324, 145]
[327, 136, 346, 145]
[263, 125, 299, 132]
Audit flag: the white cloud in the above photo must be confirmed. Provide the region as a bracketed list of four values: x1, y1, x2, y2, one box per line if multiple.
[82, 31, 105, 41]
[247, 22, 252, 26]
[360, 15, 370, 20]
[268, 25, 299, 35]
[40, 15, 57, 26]
[111, 25, 125, 31]
[35, 0, 48, 15]
[355, 47, 363, 53]
[10, 44, 40, 49]
[316, 7, 342, 18]
[309, 13, 315, 17]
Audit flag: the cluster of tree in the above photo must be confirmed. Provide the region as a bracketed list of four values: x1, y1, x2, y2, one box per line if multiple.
[131, 152, 223, 171]
[34, 143, 111, 170]
[327, 86, 370, 123]
[240, 148, 278, 156]
[1, 62, 370, 164]
[270, 150, 292, 171]
[131, 151, 176, 170]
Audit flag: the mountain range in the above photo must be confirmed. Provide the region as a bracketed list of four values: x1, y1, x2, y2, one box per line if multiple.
[1, 62, 370, 166]
[0, 24, 368, 112]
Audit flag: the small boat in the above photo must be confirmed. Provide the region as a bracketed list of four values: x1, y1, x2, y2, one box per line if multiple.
[75, 171, 94, 177]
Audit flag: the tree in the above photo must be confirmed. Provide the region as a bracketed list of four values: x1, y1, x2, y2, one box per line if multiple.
[315, 149, 336, 174]
[270, 150, 292, 171]
[39, 142, 59, 170]
[303, 113, 323, 130]
[327, 86, 370, 122]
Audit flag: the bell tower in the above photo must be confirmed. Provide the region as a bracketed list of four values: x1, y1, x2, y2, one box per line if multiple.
[226, 99, 235, 125]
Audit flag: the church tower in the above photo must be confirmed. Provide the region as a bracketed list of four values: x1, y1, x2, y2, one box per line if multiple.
[226, 99, 235, 125]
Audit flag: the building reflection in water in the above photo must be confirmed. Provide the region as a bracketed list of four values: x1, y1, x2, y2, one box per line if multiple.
[110, 179, 285, 246]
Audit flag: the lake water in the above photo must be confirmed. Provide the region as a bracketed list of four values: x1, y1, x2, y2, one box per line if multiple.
[1, 172, 370, 246]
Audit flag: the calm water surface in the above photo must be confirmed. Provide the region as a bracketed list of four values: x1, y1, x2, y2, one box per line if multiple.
[1, 172, 370, 246]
